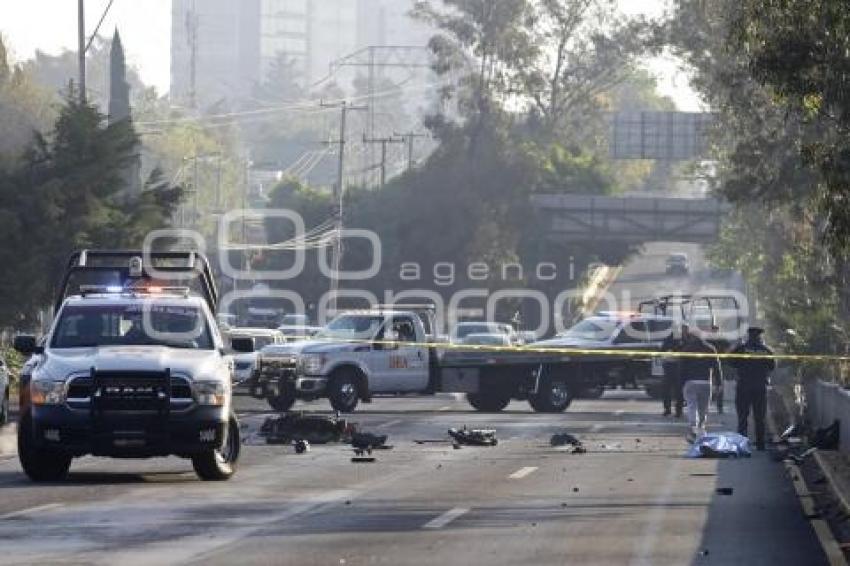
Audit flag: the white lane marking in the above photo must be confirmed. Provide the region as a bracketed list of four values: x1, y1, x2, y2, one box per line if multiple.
[438, 406, 451, 411]
[614, 409, 625, 416]
[508, 466, 538, 479]
[0, 503, 64, 520]
[423, 507, 470, 529]
[377, 419, 402, 429]
[590, 424, 604, 432]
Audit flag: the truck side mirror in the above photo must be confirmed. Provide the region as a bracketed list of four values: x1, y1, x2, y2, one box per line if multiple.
[14, 335, 42, 355]
[230, 336, 256, 353]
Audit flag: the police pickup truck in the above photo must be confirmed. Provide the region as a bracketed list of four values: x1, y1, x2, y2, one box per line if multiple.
[250, 306, 576, 414]
[14, 250, 239, 482]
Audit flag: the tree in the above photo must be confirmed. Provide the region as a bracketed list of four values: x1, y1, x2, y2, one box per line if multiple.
[108, 29, 130, 124]
[0, 88, 182, 327]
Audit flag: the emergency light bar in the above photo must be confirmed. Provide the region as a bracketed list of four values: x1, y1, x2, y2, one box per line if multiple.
[78, 285, 191, 298]
[56, 250, 218, 314]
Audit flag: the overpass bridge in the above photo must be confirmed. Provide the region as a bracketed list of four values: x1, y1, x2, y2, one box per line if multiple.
[531, 194, 730, 244]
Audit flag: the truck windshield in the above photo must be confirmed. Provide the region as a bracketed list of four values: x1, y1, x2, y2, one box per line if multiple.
[51, 303, 214, 350]
[314, 315, 384, 341]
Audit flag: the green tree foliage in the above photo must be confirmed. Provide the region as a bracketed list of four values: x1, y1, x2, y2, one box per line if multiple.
[0, 90, 181, 328]
[670, 0, 850, 360]
[0, 36, 54, 163]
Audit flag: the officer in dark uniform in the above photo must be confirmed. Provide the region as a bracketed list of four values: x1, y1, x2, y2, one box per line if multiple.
[729, 327, 776, 450]
[660, 325, 684, 417]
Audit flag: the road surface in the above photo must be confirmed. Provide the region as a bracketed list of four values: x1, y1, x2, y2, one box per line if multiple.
[0, 243, 827, 565]
[0, 392, 827, 565]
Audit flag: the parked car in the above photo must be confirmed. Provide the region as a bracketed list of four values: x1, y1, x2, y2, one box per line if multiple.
[461, 333, 512, 346]
[665, 253, 690, 275]
[225, 328, 286, 384]
[450, 322, 522, 345]
[0, 353, 9, 426]
[277, 314, 322, 340]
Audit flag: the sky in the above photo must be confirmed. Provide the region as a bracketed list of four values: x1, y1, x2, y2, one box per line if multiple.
[0, 0, 703, 110]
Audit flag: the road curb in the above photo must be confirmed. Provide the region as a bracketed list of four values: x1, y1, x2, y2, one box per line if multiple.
[768, 394, 848, 565]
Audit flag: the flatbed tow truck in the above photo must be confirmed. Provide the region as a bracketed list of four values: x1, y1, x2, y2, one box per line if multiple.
[249, 294, 746, 414]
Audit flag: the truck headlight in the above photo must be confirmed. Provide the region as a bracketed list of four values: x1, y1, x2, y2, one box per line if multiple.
[300, 354, 326, 375]
[31, 380, 66, 406]
[194, 381, 228, 406]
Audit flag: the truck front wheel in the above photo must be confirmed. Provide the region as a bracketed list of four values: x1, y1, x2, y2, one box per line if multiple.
[18, 413, 72, 482]
[466, 390, 511, 412]
[192, 412, 240, 481]
[529, 377, 572, 413]
[267, 381, 296, 412]
[328, 369, 361, 413]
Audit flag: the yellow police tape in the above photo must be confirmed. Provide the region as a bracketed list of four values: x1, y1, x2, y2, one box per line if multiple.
[284, 336, 850, 364]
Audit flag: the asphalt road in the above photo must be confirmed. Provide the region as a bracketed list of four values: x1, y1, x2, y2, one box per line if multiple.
[0, 391, 828, 566]
[0, 244, 825, 565]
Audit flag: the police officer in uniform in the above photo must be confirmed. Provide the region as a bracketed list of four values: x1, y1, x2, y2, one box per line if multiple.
[660, 325, 684, 417]
[729, 327, 776, 450]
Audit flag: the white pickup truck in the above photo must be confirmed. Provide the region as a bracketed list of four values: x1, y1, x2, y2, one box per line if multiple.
[252, 306, 575, 413]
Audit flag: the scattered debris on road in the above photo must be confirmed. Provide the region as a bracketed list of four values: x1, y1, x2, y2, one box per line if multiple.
[716, 487, 734, 496]
[351, 432, 391, 456]
[293, 439, 311, 454]
[550, 432, 586, 454]
[260, 412, 353, 445]
[448, 427, 498, 446]
[811, 420, 840, 450]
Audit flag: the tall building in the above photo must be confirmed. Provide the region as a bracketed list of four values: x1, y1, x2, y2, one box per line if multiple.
[171, 0, 261, 109]
[171, 0, 432, 109]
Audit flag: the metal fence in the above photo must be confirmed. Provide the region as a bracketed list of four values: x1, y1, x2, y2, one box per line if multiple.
[804, 379, 850, 453]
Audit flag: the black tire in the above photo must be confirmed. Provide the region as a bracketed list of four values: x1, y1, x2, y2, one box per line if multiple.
[192, 413, 240, 481]
[577, 385, 605, 399]
[18, 413, 72, 482]
[529, 377, 572, 413]
[0, 388, 8, 426]
[327, 369, 360, 413]
[466, 390, 511, 412]
[266, 381, 296, 412]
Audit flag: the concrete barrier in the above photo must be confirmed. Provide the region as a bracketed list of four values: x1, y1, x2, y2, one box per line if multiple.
[804, 379, 850, 453]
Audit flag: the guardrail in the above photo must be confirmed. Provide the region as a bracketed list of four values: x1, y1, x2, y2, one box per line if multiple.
[805, 379, 850, 453]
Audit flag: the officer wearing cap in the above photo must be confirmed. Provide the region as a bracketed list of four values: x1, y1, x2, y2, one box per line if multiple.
[729, 327, 776, 450]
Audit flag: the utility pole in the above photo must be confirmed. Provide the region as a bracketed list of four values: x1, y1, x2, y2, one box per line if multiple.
[78, 0, 86, 103]
[362, 134, 404, 187]
[394, 131, 429, 171]
[187, 0, 199, 110]
[321, 101, 367, 313]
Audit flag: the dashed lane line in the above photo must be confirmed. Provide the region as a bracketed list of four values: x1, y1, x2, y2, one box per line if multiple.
[376, 419, 403, 429]
[508, 466, 538, 479]
[422, 507, 470, 529]
[0, 503, 64, 520]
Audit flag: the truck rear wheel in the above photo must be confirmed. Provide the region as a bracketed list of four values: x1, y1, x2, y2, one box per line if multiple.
[192, 413, 240, 481]
[328, 369, 360, 413]
[466, 390, 511, 412]
[18, 413, 72, 482]
[529, 377, 572, 413]
[267, 381, 296, 412]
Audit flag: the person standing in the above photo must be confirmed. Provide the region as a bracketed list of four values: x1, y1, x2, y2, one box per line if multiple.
[710, 324, 730, 415]
[729, 327, 776, 450]
[660, 325, 684, 418]
[679, 325, 722, 442]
